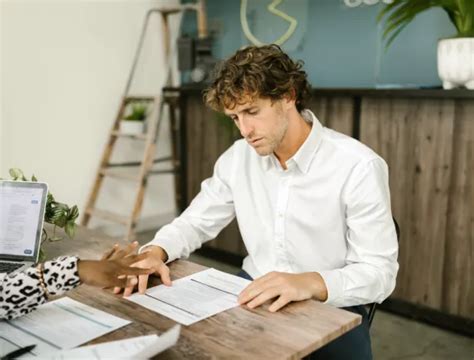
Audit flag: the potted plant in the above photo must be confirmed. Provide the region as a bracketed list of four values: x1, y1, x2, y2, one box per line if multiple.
[378, 0, 474, 89]
[120, 101, 149, 135]
[3, 168, 79, 261]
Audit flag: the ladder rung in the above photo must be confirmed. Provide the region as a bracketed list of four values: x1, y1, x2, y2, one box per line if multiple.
[111, 131, 148, 140]
[155, 5, 197, 15]
[107, 157, 173, 168]
[100, 169, 139, 181]
[153, 156, 174, 164]
[149, 169, 177, 175]
[124, 96, 155, 102]
[85, 208, 129, 225]
[107, 161, 142, 168]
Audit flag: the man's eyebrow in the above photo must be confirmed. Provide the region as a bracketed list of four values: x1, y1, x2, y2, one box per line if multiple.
[225, 105, 258, 116]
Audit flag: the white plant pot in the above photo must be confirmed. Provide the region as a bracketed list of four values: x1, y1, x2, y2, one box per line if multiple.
[438, 37, 474, 89]
[120, 121, 145, 135]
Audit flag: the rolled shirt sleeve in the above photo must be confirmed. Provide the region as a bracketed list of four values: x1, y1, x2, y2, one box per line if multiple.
[319, 158, 399, 307]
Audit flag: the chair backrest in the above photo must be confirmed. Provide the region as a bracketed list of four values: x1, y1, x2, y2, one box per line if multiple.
[367, 217, 400, 328]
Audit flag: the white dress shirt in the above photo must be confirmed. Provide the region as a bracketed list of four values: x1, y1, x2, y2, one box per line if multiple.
[143, 110, 399, 307]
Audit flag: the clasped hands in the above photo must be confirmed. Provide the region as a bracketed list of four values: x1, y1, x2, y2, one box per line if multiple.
[104, 244, 328, 312]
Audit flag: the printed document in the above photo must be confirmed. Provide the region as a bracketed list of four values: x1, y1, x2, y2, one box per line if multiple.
[27, 324, 181, 359]
[127, 268, 251, 325]
[0, 297, 130, 357]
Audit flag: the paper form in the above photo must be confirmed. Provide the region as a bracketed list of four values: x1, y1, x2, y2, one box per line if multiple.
[127, 268, 251, 326]
[0, 297, 130, 357]
[25, 324, 181, 359]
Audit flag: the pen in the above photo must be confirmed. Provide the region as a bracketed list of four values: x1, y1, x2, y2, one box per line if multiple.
[2, 344, 36, 359]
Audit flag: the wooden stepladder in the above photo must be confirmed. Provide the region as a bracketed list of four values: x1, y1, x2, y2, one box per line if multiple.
[81, 3, 207, 241]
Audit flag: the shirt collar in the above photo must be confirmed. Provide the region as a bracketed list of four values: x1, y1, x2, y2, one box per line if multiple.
[262, 109, 324, 174]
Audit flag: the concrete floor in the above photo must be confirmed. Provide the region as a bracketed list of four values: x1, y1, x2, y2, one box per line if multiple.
[188, 253, 473, 360]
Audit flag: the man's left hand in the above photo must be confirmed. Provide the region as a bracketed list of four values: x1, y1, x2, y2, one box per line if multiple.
[238, 271, 328, 312]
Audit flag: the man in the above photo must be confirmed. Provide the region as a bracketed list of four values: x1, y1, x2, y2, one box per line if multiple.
[120, 45, 399, 359]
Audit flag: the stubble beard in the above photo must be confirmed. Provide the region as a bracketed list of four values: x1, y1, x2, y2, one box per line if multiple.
[254, 114, 289, 156]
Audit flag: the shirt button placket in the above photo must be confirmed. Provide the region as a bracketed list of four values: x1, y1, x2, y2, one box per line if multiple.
[274, 173, 291, 271]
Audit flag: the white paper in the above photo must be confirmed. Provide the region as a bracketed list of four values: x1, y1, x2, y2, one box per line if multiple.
[0, 297, 130, 357]
[29, 324, 181, 360]
[127, 268, 251, 326]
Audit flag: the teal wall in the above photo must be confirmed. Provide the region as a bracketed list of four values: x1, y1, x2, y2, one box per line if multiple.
[182, 0, 456, 88]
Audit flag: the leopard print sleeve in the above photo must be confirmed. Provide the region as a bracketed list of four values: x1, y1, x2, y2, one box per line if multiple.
[0, 256, 81, 320]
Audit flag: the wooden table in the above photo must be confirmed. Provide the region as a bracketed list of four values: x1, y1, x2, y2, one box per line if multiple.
[43, 226, 361, 359]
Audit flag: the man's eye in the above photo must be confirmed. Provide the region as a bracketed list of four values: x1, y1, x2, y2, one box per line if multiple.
[248, 110, 258, 115]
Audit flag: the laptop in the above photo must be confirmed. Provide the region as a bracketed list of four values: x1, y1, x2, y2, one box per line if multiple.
[0, 180, 48, 274]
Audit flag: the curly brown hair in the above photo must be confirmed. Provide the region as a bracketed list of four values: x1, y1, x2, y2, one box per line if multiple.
[204, 44, 312, 112]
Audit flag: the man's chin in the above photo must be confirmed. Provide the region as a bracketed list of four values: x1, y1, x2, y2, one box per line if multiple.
[253, 146, 272, 156]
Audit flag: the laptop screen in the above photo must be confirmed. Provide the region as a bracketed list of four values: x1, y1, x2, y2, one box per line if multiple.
[0, 181, 48, 261]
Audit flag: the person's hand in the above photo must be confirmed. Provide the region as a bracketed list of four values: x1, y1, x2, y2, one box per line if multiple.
[77, 242, 153, 288]
[238, 271, 328, 312]
[114, 245, 172, 297]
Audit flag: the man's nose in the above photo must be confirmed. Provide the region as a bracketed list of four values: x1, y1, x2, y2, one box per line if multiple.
[238, 117, 253, 138]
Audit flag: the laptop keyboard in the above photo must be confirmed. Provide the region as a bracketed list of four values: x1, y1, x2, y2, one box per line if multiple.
[0, 262, 24, 273]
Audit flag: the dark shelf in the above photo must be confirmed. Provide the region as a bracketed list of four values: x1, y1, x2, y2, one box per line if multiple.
[164, 86, 474, 99]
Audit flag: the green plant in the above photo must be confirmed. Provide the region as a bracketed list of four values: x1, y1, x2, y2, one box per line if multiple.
[4, 168, 79, 261]
[378, 0, 474, 48]
[124, 102, 149, 121]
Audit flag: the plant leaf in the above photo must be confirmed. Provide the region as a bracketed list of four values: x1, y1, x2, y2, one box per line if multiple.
[9, 168, 26, 181]
[65, 221, 76, 239]
[376, 0, 471, 48]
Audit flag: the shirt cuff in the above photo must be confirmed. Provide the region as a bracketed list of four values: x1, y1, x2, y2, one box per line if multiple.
[318, 269, 344, 306]
[138, 237, 180, 264]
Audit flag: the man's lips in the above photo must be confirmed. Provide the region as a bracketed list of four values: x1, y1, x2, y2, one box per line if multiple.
[249, 137, 263, 145]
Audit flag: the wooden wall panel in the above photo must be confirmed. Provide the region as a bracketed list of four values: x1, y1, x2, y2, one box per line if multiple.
[442, 100, 474, 318]
[360, 98, 456, 312]
[309, 97, 354, 137]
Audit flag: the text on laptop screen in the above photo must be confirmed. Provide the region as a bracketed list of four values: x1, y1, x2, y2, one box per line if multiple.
[0, 185, 44, 256]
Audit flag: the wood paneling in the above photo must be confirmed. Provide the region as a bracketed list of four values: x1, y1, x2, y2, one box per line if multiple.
[360, 98, 459, 313]
[309, 96, 354, 136]
[442, 100, 474, 318]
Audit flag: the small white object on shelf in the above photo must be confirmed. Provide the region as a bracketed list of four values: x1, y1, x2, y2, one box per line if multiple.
[120, 120, 145, 135]
[344, 0, 393, 7]
[438, 38, 474, 90]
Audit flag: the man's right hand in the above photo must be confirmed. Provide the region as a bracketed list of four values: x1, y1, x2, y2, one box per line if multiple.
[114, 245, 172, 297]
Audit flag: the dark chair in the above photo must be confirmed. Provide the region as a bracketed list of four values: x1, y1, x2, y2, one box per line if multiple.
[367, 217, 400, 328]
